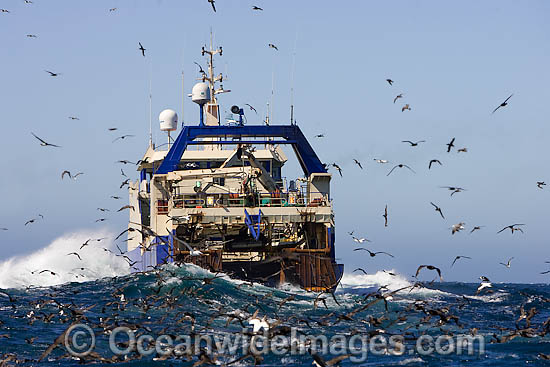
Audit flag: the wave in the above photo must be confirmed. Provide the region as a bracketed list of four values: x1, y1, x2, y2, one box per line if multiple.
[0, 229, 130, 289]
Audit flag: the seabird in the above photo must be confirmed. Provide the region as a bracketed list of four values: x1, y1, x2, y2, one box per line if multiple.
[492, 94, 513, 114]
[207, 0, 216, 12]
[245, 103, 257, 113]
[252, 6, 263, 11]
[393, 93, 403, 103]
[138, 42, 146, 57]
[387, 164, 415, 176]
[446, 138, 455, 152]
[537, 181, 546, 189]
[44, 70, 60, 77]
[383, 205, 388, 227]
[353, 159, 363, 169]
[268, 43, 278, 51]
[499, 257, 514, 268]
[386, 79, 394, 85]
[415, 265, 443, 281]
[451, 255, 471, 267]
[401, 104, 411, 112]
[451, 222, 465, 234]
[354, 248, 394, 258]
[31, 132, 60, 147]
[497, 224, 525, 234]
[402, 140, 426, 147]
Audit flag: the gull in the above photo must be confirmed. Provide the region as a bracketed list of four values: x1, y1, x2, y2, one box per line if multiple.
[194, 61, 206, 75]
[120, 179, 130, 188]
[0, 228, 7, 231]
[402, 140, 425, 147]
[497, 224, 525, 234]
[31, 132, 60, 147]
[252, 6, 263, 10]
[67, 252, 82, 261]
[470, 226, 484, 233]
[173, 235, 202, 256]
[121, 169, 127, 177]
[95, 218, 107, 223]
[354, 248, 394, 258]
[492, 94, 513, 114]
[430, 202, 445, 219]
[451, 255, 471, 267]
[353, 159, 363, 169]
[480, 275, 490, 282]
[331, 163, 342, 177]
[68, 116, 79, 120]
[537, 181, 546, 189]
[451, 222, 465, 234]
[429, 159, 442, 169]
[26, 34, 37, 38]
[117, 205, 135, 212]
[541, 270, 550, 275]
[111, 196, 121, 199]
[373, 159, 389, 164]
[79, 239, 92, 249]
[440, 186, 465, 196]
[109, 7, 117, 12]
[314, 134, 324, 138]
[113, 134, 135, 142]
[245, 103, 257, 114]
[386, 79, 394, 85]
[387, 164, 415, 176]
[117, 160, 136, 165]
[37, 269, 57, 275]
[353, 268, 368, 275]
[61, 171, 83, 180]
[25, 0, 33, 3]
[383, 205, 388, 227]
[415, 265, 443, 281]
[1, 9, 10, 13]
[44, 70, 61, 77]
[401, 104, 411, 112]
[352, 236, 370, 243]
[138, 42, 146, 57]
[458, 147, 468, 153]
[268, 43, 278, 51]
[499, 257, 514, 268]
[393, 93, 403, 104]
[207, 0, 216, 12]
[108, 127, 118, 131]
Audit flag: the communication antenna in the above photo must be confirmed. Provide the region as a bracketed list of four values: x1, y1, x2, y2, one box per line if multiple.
[148, 63, 153, 148]
[290, 30, 298, 125]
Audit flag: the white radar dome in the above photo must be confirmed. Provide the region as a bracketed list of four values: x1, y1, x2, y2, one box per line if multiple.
[191, 82, 210, 105]
[159, 109, 178, 131]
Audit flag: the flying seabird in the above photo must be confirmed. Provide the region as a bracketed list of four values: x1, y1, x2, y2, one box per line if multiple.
[386, 79, 394, 86]
[451, 255, 471, 267]
[252, 6, 263, 11]
[387, 164, 415, 176]
[492, 94, 513, 114]
[383, 205, 388, 227]
[113, 134, 135, 142]
[354, 248, 394, 258]
[537, 181, 546, 189]
[470, 226, 484, 234]
[415, 265, 443, 281]
[401, 104, 411, 112]
[352, 236, 370, 243]
[499, 257, 514, 268]
[497, 224, 525, 234]
[373, 159, 389, 164]
[393, 93, 403, 104]
[331, 163, 342, 177]
[245, 103, 257, 114]
[451, 222, 465, 234]
[268, 43, 278, 51]
[314, 134, 324, 138]
[440, 186, 465, 196]
[402, 140, 425, 147]
[458, 147, 468, 153]
[31, 132, 60, 147]
[430, 202, 445, 219]
[138, 42, 146, 57]
[44, 70, 60, 77]
[353, 159, 363, 169]
[67, 252, 82, 261]
[207, 0, 216, 12]
[446, 138, 455, 152]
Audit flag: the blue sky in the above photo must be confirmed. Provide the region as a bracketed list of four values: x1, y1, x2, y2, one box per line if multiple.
[0, 0, 549, 283]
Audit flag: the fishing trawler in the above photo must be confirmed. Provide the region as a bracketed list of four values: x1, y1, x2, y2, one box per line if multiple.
[126, 42, 343, 292]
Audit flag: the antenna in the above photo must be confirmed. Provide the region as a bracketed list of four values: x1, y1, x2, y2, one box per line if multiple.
[148, 63, 153, 148]
[181, 48, 185, 126]
[290, 30, 298, 125]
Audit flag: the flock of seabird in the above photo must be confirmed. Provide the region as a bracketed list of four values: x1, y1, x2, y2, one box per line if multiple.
[1, 2, 549, 365]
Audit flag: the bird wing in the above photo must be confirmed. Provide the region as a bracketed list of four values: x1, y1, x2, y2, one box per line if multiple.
[415, 265, 426, 278]
[503, 94, 513, 103]
[386, 165, 399, 176]
[403, 164, 416, 173]
[375, 251, 394, 257]
[491, 105, 501, 114]
[496, 227, 508, 234]
[31, 132, 47, 144]
[61, 170, 71, 179]
[402, 140, 414, 145]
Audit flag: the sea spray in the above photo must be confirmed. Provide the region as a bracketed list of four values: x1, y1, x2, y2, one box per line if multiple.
[0, 229, 129, 289]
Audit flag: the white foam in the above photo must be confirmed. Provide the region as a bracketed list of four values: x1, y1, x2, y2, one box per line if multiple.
[0, 229, 130, 289]
[340, 271, 454, 299]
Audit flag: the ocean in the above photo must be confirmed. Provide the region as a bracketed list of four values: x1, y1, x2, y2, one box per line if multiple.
[0, 231, 549, 366]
